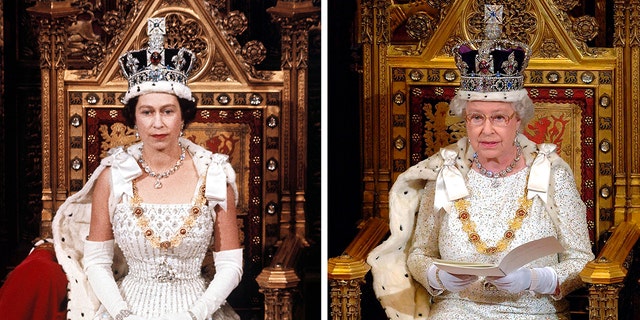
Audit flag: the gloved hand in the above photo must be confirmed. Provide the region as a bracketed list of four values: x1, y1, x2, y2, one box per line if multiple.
[486, 267, 558, 294]
[486, 267, 531, 293]
[188, 249, 243, 320]
[83, 240, 133, 319]
[427, 265, 478, 293]
[529, 267, 558, 294]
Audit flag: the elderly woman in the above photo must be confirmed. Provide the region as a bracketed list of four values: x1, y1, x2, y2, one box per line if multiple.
[367, 7, 594, 319]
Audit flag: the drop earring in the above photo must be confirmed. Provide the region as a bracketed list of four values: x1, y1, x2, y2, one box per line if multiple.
[180, 123, 184, 137]
[135, 125, 140, 140]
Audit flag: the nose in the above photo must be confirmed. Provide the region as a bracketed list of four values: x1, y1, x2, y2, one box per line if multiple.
[152, 113, 164, 128]
[480, 117, 495, 133]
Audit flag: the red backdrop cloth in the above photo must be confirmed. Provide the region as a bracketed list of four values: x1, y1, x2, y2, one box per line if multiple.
[0, 246, 68, 320]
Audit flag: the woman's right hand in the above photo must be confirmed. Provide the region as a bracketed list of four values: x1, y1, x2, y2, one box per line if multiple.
[427, 265, 478, 292]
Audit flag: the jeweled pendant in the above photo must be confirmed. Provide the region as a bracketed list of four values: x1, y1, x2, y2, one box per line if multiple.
[154, 180, 163, 189]
[491, 178, 500, 188]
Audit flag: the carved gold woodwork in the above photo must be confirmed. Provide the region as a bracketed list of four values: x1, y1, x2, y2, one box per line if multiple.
[268, 1, 319, 243]
[360, 0, 619, 242]
[27, 1, 81, 238]
[259, 287, 297, 320]
[256, 234, 304, 320]
[328, 218, 388, 320]
[28, 0, 319, 317]
[585, 284, 624, 320]
[337, 0, 640, 319]
[580, 221, 640, 285]
[578, 221, 640, 319]
[329, 278, 366, 320]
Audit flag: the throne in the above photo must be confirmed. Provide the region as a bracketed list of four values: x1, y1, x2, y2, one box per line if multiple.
[20, 1, 319, 319]
[329, 0, 640, 319]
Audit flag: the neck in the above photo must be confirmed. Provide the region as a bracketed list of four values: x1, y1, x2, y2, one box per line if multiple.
[140, 141, 185, 170]
[473, 143, 522, 178]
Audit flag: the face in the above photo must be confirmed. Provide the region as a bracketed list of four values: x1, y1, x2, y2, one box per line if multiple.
[135, 93, 183, 151]
[465, 100, 521, 163]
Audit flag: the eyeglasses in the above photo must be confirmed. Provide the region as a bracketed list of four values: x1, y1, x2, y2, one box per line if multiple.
[465, 112, 517, 127]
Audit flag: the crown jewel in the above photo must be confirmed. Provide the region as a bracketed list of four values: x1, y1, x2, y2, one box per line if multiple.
[452, 5, 531, 96]
[119, 17, 196, 104]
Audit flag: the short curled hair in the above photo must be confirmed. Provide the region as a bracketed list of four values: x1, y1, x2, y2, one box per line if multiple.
[122, 95, 197, 129]
[449, 93, 535, 131]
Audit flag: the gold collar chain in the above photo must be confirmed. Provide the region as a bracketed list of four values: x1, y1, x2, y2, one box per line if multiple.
[454, 193, 533, 255]
[129, 176, 207, 250]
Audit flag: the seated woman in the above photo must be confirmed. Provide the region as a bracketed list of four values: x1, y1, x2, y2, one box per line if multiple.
[367, 6, 594, 319]
[0, 18, 242, 320]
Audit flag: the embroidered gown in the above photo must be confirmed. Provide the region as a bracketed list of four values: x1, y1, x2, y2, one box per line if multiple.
[407, 166, 593, 319]
[94, 173, 240, 320]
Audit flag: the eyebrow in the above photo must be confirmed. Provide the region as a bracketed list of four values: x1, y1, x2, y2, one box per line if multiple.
[137, 103, 179, 109]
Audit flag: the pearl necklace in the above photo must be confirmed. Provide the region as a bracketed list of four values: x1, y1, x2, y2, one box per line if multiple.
[138, 142, 186, 189]
[472, 144, 522, 187]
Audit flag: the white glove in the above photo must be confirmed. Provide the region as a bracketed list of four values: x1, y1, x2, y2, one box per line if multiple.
[486, 267, 531, 293]
[427, 265, 478, 293]
[529, 267, 558, 294]
[83, 240, 135, 319]
[486, 267, 558, 294]
[188, 248, 243, 320]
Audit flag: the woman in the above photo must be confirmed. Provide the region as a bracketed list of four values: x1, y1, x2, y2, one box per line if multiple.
[367, 10, 594, 319]
[406, 96, 593, 319]
[53, 18, 242, 320]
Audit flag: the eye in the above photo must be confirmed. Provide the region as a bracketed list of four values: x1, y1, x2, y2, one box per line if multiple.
[467, 113, 485, 122]
[493, 114, 507, 121]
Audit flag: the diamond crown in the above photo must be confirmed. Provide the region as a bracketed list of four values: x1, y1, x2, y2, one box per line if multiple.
[452, 5, 531, 94]
[118, 17, 196, 103]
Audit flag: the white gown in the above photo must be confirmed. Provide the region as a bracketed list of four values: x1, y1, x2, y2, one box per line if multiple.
[100, 174, 240, 320]
[407, 166, 593, 319]
[53, 138, 240, 320]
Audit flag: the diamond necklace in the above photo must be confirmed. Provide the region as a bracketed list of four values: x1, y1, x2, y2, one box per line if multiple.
[138, 142, 186, 189]
[472, 143, 522, 187]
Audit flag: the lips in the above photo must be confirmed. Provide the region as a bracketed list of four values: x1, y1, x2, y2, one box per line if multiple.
[150, 134, 169, 139]
[479, 141, 499, 148]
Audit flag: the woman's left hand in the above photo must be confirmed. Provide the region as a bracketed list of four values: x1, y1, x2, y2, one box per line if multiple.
[486, 268, 531, 293]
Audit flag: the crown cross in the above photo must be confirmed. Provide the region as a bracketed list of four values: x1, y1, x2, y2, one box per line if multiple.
[147, 17, 166, 51]
[483, 5, 503, 41]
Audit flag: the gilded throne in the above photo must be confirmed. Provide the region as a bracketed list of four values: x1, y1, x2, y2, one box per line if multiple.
[329, 0, 640, 319]
[19, 0, 320, 319]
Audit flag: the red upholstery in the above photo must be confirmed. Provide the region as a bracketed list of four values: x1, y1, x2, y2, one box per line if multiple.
[0, 246, 68, 320]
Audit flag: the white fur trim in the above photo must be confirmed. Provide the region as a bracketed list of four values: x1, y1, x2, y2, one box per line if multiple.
[456, 88, 529, 102]
[121, 80, 193, 104]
